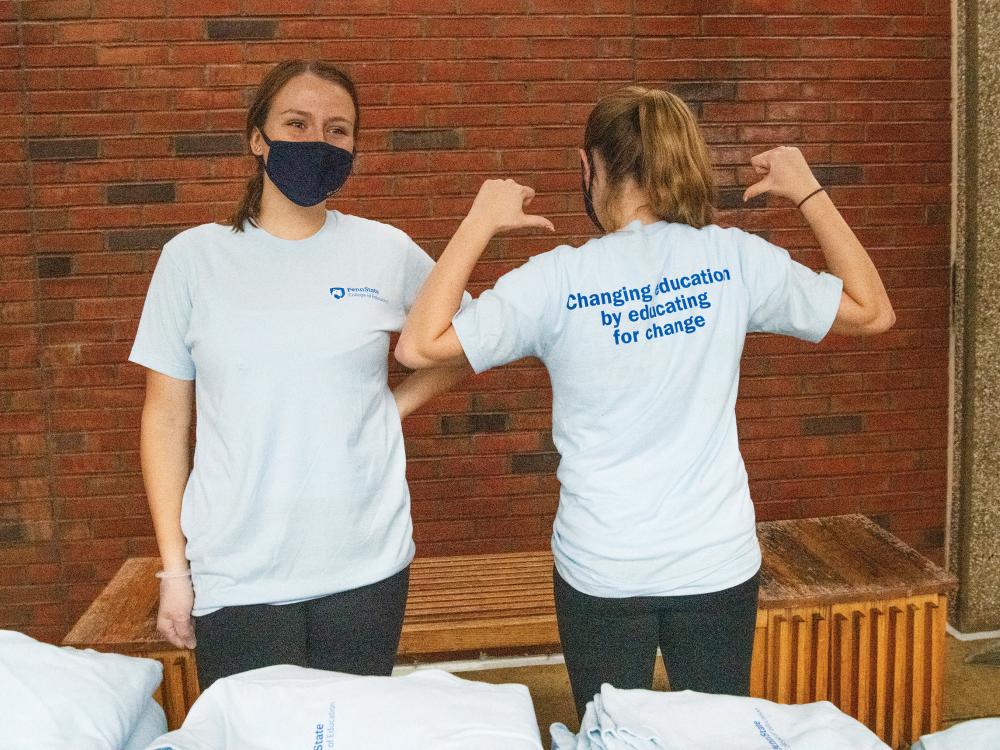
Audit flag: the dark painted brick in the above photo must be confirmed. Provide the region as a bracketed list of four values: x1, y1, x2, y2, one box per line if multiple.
[39, 299, 75, 322]
[811, 165, 863, 186]
[50, 433, 85, 453]
[511, 452, 560, 474]
[920, 527, 945, 548]
[802, 414, 864, 436]
[669, 81, 737, 103]
[0, 523, 25, 546]
[28, 138, 99, 161]
[174, 133, 244, 156]
[391, 129, 462, 151]
[107, 182, 176, 205]
[22, 1, 91, 20]
[36, 256, 72, 278]
[206, 18, 278, 40]
[440, 413, 509, 434]
[717, 188, 765, 210]
[105, 227, 180, 251]
[927, 204, 949, 224]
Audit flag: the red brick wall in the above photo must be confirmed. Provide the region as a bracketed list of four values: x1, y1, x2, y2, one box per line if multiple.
[1, 0, 951, 642]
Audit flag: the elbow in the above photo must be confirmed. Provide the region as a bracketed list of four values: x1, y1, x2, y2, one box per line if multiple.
[861, 303, 896, 336]
[394, 336, 431, 370]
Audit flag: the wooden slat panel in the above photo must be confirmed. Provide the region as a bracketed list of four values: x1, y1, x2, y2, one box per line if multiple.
[772, 613, 792, 703]
[856, 607, 872, 727]
[889, 605, 907, 749]
[794, 614, 811, 703]
[910, 600, 927, 740]
[813, 610, 829, 703]
[832, 609, 854, 714]
[873, 605, 889, 740]
[928, 598, 945, 732]
[749, 610, 768, 698]
[143, 649, 199, 731]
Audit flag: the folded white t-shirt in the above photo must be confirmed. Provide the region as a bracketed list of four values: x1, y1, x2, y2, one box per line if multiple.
[551, 685, 890, 750]
[146, 665, 542, 750]
[123, 701, 168, 750]
[0, 629, 163, 750]
[914, 718, 1000, 750]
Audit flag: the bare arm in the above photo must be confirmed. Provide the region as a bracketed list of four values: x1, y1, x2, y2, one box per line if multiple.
[743, 147, 895, 336]
[140, 369, 196, 648]
[141, 370, 192, 569]
[392, 363, 472, 418]
[396, 179, 553, 369]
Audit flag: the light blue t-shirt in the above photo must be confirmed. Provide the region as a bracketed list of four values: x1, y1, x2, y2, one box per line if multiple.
[452, 220, 843, 598]
[130, 211, 434, 615]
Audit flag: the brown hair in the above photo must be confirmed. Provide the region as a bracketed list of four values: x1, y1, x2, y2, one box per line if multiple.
[583, 85, 715, 230]
[229, 60, 360, 232]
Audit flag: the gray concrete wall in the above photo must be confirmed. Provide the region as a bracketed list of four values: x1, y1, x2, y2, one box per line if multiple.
[952, 0, 1000, 633]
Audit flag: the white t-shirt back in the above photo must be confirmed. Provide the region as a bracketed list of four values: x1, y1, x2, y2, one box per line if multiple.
[130, 211, 435, 615]
[452, 220, 843, 598]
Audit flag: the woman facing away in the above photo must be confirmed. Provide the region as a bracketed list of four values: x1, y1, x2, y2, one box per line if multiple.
[396, 85, 894, 718]
[130, 60, 467, 689]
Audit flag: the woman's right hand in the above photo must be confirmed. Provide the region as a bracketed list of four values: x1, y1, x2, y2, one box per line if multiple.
[157, 574, 197, 650]
[742, 146, 822, 206]
[466, 179, 555, 235]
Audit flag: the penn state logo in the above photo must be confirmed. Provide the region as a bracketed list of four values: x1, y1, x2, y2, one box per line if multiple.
[329, 286, 387, 304]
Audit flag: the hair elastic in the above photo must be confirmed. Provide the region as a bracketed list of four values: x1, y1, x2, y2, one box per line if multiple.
[796, 186, 825, 210]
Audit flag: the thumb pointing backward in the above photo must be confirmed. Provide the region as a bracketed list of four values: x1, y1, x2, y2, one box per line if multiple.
[743, 178, 771, 203]
[523, 214, 555, 232]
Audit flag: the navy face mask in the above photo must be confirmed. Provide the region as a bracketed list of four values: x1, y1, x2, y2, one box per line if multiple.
[259, 130, 354, 207]
[581, 153, 606, 234]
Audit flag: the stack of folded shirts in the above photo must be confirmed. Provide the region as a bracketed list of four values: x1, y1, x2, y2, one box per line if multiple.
[551, 686, 891, 750]
[0, 629, 166, 750]
[144, 665, 543, 750]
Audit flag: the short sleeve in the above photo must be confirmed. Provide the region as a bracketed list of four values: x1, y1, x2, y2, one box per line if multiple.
[128, 247, 196, 380]
[401, 240, 435, 311]
[401, 239, 472, 314]
[451, 252, 555, 374]
[737, 230, 843, 343]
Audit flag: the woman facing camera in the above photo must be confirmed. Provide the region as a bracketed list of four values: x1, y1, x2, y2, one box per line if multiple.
[396, 85, 894, 718]
[131, 60, 467, 689]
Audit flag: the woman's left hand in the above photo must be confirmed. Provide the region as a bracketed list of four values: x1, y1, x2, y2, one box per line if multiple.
[742, 146, 821, 206]
[466, 179, 555, 235]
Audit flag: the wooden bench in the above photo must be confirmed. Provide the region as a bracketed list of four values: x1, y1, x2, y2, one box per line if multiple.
[64, 514, 955, 749]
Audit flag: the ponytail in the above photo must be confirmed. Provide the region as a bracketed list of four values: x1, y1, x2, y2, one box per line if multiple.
[584, 86, 716, 230]
[637, 90, 715, 228]
[231, 168, 264, 231]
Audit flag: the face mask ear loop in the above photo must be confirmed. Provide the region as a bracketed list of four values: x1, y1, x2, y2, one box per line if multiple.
[256, 128, 278, 196]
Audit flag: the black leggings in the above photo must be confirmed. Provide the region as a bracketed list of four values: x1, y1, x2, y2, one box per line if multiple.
[554, 567, 760, 720]
[194, 566, 410, 690]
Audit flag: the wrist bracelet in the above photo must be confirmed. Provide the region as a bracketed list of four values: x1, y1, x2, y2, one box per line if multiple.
[796, 186, 825, 209]
[155, 569, 191, 579]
